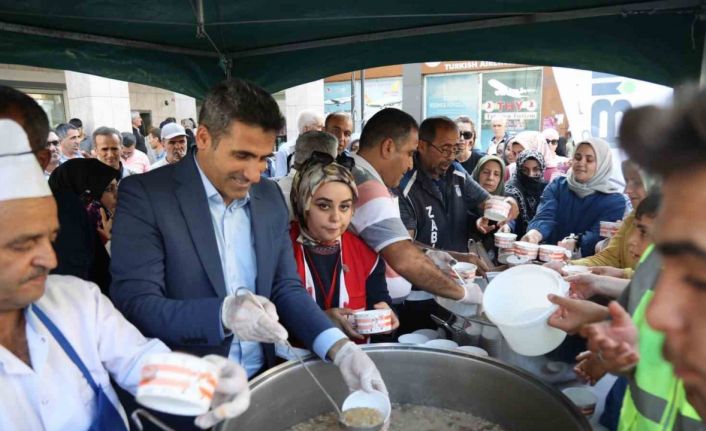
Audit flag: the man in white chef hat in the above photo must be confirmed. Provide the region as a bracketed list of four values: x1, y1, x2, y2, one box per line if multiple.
[0, 86, 251, 431]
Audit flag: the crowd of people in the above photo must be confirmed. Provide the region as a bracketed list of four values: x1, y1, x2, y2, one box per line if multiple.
[2, 75, 706, 431]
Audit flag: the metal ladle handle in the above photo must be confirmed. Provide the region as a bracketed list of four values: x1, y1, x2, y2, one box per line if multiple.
[234, 288, 343, 418]
[131, 409, 175, 431]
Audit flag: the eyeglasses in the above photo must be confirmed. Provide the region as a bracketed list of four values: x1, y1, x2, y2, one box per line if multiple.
[459, 131, 474, 140]
[425, 140, 458, 158]
[547, 139, 558, 146]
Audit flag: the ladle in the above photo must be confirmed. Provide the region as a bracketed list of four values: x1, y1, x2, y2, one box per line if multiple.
[236, 288, 384, 431]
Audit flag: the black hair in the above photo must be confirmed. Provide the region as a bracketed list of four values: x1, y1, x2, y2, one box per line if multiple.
[92, 126, 121, 147]
[556, 137, 568, 157]
[55, 122, 78, 140]
[159, 118, 176, 128]
[636, 190, 662, 219]
[418, 116, 457, 144]
[121, 132, 137, 148]
[358, 108, 418, 151]
[325, 111, 351, 128]
[198, 78, 285, 146]
[148, 127, 161, 140]
[69, 118, 83, 129]
[0, 85, 50, 152]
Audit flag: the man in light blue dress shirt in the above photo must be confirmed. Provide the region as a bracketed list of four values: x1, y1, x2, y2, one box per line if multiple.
[111, 78, 386, 429]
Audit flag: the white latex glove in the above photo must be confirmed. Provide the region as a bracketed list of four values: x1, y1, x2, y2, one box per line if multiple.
[457, 281, 483, 305]
[425, 249, 456, 270]
[521, 229, 543, 244]
[194, 355, 251, 429]
[475, 217, 497, 234]
[333, 341, 388, 395]
[221, 292, 288, 343]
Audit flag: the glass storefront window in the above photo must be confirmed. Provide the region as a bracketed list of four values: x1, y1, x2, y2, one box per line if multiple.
[24, 91, 67, 128]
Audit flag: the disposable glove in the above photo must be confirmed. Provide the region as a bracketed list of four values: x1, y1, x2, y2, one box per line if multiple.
[457, 281, 483, 305]
[194, 355, 251, 429]
[221, 292, 288, 343]
[425, 249, 457, 270]
[333, 341, 388, 395]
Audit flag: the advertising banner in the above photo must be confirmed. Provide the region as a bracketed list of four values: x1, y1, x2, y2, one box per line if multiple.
[480, 69, 543, 151]
[424, 73, 480, 120]
[324, 77, 402, 122]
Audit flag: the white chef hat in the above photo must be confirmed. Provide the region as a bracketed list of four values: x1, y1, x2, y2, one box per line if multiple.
[0, 119, 52, 202]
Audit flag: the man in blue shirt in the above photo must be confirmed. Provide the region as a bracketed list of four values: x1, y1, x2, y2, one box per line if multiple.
[111, 79, 385, 428]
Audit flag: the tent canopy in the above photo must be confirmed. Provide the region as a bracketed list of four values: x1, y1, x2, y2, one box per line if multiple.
[0, 0, 703, 97]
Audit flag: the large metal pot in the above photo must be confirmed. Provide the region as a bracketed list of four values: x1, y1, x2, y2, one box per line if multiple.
[219, 344, 590, 431]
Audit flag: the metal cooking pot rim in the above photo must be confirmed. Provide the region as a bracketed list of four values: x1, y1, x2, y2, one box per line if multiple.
[246, 343, 589, 429]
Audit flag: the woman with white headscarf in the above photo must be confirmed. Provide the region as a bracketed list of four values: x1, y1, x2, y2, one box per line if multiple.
[521, 138, 626, 257]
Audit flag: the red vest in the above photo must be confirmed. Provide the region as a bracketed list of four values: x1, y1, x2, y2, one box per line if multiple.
[289, 223, 378, 311]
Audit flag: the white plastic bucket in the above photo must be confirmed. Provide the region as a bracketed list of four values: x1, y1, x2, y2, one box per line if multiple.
[483, 265, 569, 356]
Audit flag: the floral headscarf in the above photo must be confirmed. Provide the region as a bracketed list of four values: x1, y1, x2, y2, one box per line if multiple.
[291, 159, 358, 242]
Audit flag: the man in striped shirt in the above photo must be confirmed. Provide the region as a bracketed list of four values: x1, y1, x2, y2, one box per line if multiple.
[350, 108, 482, 317]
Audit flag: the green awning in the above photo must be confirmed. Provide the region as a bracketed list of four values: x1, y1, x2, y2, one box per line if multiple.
[0, 0, 702, 97]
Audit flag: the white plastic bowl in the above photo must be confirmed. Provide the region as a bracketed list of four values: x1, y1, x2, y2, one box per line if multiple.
[353, 309, 393, 335]
[539, 245, 569, 262]
[412, 329, 440, 340]
[494, 232, 517, 249]
[564, 265, 590, 276]
[513, 241, 540, 260]
[136, 352, 219, 416]
[397, 333, 429, 345]
[423, 339, 459, 350]
[452, 262, 477, 279]
[506, 255, 530, 267]
[483, 265, 569, 356]
[342, 389, 391, 425]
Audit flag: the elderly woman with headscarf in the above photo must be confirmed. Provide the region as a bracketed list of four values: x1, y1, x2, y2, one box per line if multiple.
[289, 154, 398, 342]
[48, 158, 120, 295]
[468, 155, 509, 255]
[521, 138, 626, 257]
[504, 150, 548, 237]
[471, 155, 506, 196]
